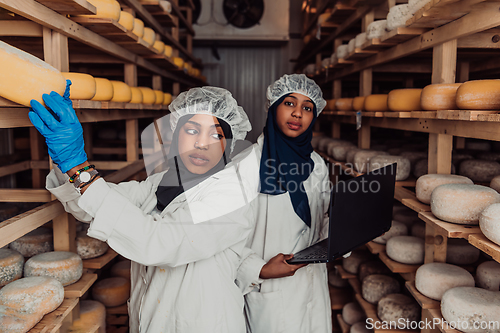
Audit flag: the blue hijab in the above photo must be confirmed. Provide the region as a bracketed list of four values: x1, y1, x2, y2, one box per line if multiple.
[259, 94, 317, 227]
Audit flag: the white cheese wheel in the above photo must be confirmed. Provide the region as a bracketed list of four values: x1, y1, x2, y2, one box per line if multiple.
[377, 294, 420, 322]
[367, 20, 387, 39]
[386, 4, 410, 31]
[83, 0, 120, 20]
[118, 10, 134, 31]
[332, 143, 356, 161]
[343, 250, 373, 274]
[456, 80, 500, 110]
[346, 148, 362, 164]
[373, 220, 408, 244]
[441, 287, 500, 333]
[353, 97, 365, 111]
[386, 236, 425, 264]
[110, 81, 132, 103]
[343, 302, 366, 325]
[415, 263, 475, 300]
[453, 152, 474, 167]
[0, 249, 23, 287]
[24, 251, 83, 286]
[311, 136, 324, 149]
[421, 83, 461, 110]
[76, 232, 108, 260]
[0, 304, 42, 333]
[138, 87, 156, 104]
[0, 41, 66, 106]
[477, 152, 500, 162]
[393, 210, 419, 228]
[336, 98, 354, 111]
[132, 18, 144, 38]
[446, 239, 480, 265]
[92, 277, 131, 307]
[9, 227, 53, 258]
[459, 160, 500, 183]
[411, 221, 426, 239]
[348, 39, 356, 53]
[364, 94, 388, 112]
[153, 90, 164, 104]
[399, 151, 427, 170]
[62, 72, 97, 100]
[69, 300, 106, 331]
[362, 274, 400, 304]
[91, 78, 114, 101]
[353, 150, 389, 173]
[0, 276, 64, 314]
[479, 203, 500, 246]
[475, 261, 500, 291]
[350, 322, 372, 333]
[369, 155, 411, 181]
[416, 174, 473, 204]
[164, 45, 173, 58]
[328, 141, 354, 157]
[355, 33, 367, 48]
[337, 45, 349, 59]
[358, 260, 391, 282]
[153, 40, 165, 54]
[110, 260, 131, 280]
[388, 89, 422, 111]
[318, 138, 337, 152]
[163, 93, 172, 105]
[142, 27, 155, 46]
[129, 86, 143, 104]
[431, 184, 500, 225]
[328, 269, 349, 287]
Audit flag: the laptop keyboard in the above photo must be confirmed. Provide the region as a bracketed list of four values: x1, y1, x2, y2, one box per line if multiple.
[294, 246, 328, 260]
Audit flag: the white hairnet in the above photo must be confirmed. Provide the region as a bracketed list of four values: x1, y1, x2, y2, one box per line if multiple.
[266, 74, 327, 115]
[169, 86, 251, 153]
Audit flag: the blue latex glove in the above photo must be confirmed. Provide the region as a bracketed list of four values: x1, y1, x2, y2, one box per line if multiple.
[29, 80, 87, 173]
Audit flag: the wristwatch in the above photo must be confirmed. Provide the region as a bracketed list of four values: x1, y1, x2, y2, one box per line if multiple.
[73, 169, 99, 188]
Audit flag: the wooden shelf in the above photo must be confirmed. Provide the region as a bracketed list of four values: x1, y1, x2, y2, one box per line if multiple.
[106, 304, 128, 315]
[168, 0, 194, 35]
[360, 38, 395, 51]
[345, 48, 378, 61]
[36, 0, 96, 15]
[394, 186, 431, 213]
[337, 313, 351, 333]
[70, 17, 127, 34]
[406, 0, 473, 29]
[378, 251, 421, 274]
[64, 273, 98, 298]
[468, 233, 500, 264]
[29, 297, 79, 333]
[366, 241, 386, 254]
[330, 285, 353, 310]
[335, 264, 357, 279]
[82, 248, 118, 269]
[381, 27, 429, 44]
[418, 212, 481, 239]
[405, 281, 440, 309]
[424, 308, 461, 333]
[348, 277, 362, 295]
[327, 4, 357, 24]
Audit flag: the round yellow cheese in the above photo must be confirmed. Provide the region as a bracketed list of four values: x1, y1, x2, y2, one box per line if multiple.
[138, 87, 156, 104]
[132, 18, 144, 38]
[153, 90, 164, 104]
[335, 98, 354, 111]
[92, 277, 130, 307]
[326, 99, 336, 111]
[9, 227, 53, 258]
[129, 87, 143, 104]
[153, 40, 165, 54]
[364, 94, 388, 111]
[24, 251, 83, 286]
[91, 78, 114, 101]
[164, 45, 173, 58]
[0, 249, 23, 287]
[62, 72, 96, 100]
[456, 80, 500, 110]
[352, 96, 365, 111]
[84, 0, 121, 21]
[69, 300, 106, 331]
[0, 41, 66, 106]
[76, 232, 108, 260]
[388, 89, 422, 111]
[142, 27, 155, 46]
[421, 83, 461, 110]
[110, 81, 132, 103]
[183, 62, 190, 72]
[110, 260, 131, 280]
[173, 57, 184, 68]
[163, 93, 172, 105]
[118, 11, 134, 31]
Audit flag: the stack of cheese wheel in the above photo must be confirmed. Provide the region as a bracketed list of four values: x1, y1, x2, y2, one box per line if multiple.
[139, 87, 156, 104]
[118, 10, 134, 31]
[132, 18, 145, 38]
[368, 155, 411, 181]
[353, 150, 389, 173]
[373, 220, 407, 244]
[446, 239, 480, 265]
[154, 90, 164, 105]
[362, 274, 399, 304]
[0, 276, 64, 332]
[332, 143, 356, 161]
[92, 277, 131, 307]
[91, 78, 114, 101]
[342, 302, 366, 325]
[415, 174, 473, 204]
[63, 72, 97, 100]
[68, 300, 106, 332]
[420, 83, 461, 110]
[130, 87, 143, 104]
[335, 98, 354, 111]
[479, 203, 500, 246]
[164, 45, 173, 58]
[456, 80, 500, 110]
[366, 20, 387, 39]
[386, 4, 410, 31]
[163, 93, 172, 105]
[153, 40, 165, 54]
[415, 263, 475, 300]
[358, 260, 391, 282]
[386, 236, 425, 264]
[343, 250, 373, 274]
[475, 261, 500, 291]
[110, 81, 132, 103]
[377, 294, 420, 323]
[80, 0, 121, 20]
[459, 159, 500, 183]
[142, 27, 156, 46]
[352, 96, 365, 111]
[9, 227, 53, 258]
[24, 251, 83, 286]
[364, 94, 388, 112]
[76, 232, 108, 259]
[0, 41, 66, 106]
[0, 249, 23, 287]
[387, 89, 422, 111]
[346, 148, 361, 164]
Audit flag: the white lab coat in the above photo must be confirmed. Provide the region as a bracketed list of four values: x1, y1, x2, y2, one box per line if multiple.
[46, 147, 261, 333]
[236, 134, 332, 333]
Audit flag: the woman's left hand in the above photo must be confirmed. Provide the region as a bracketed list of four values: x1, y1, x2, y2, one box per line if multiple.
[259, 253, 307, 279]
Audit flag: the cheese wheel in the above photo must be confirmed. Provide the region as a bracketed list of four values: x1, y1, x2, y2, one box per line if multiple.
[328, 270, 349, 288]
[76, 232, 108, 260]
[62, 73, 97, 100]
[164, 45, 173, 58]
[362, 274, 400, 304]
[109, 81, 132, 103]
[343, 250, 373, 274]
[129, 87, 143, 104]
[415, 263, 475, 300]
[318, 138, 337, 152]
[399, 151, 427, 170]
[459, 160, 500, 183]
[453, 152, 474, 166]
[413, 159, 456, 178]
[446, 239, 480, 265]
[421, 83, 461, 110]
[355, 33, 367, 48]
[173, 57, 184, 68]
[328, 141, 354, 157]
[367, 20, 387, 39]
[456, 80, 500, 110]
[138, 87, 156, 104]
[386, 236, 425, 264]
[352, 97, 365, 111]
[466, 140, 491, 151]
[358, 260, 391, 282]
[336, 45, 349, 59]
[318, 13, 330, 25]
[0, 41, 66, 106]
[118, 11, 134, 31]
[431, 184, 500, 225]
[9, 227, 53, 258]
[24, 251, 83, 286]
[311, 136, 324, 149]
[387, 89, 422, 111]
[332, 144, 356, 161]
[350, 322, 372, 333]
[364, 94, 388, 112]
[491, 175, 500, 193]
[346, 148, 362, 164]
[377, 294, 420, 322]
[477, 152, 500, 162]
[416, 174, 473, 204]
[69, 300, 106, 331]
[335, 98, 354, 111]
[153, 90, 164, 104]
[110, 260, 131, 280]
[342, 302, 366, 325]
[369, 155, 411, 181]
[153, 40, 165, 54]
[441, 287, 500, 333]
[348, 39, 356, 53]
[386, 4, 410, 31]
[373, 220, 408, 244]
[326, 99, 337, 111]
[91, 78, 114, 101]
[410, 221, 426, 239]
[163, 93, 172, 105]
[353, 150, 389, 173]
[480, 203, 500, 246]
[0, 249, 23, 287]
[132, 18, 144, 38]
[83, 0, 121, 20]
[476, 261, 500, 291]
[142, 27, 155, 46]
[393, 210, 419, 228]
[0, 304, 42, 333]
[92, 277, 130, 307]
[0, 276, 64, 314]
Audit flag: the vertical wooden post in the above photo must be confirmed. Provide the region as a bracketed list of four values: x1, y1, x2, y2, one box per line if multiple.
[358, 125, 371, 149]
[124, 63, 138, 87]
[152, 75, 162, 91]
[126, 119, 139, 163]
[315, 53, 322, 73]
[83, 123, 93, 161]
[186, 7, 193, 54]
[331, 122, 341, 139]
[359, 68, 372, 97]
[428, 133, 453, 174]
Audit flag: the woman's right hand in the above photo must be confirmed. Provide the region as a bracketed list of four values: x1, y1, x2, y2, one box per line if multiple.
[259, 253, 307, 279]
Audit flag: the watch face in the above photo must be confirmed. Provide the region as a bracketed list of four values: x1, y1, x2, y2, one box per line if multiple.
[80, 171, 91, 182]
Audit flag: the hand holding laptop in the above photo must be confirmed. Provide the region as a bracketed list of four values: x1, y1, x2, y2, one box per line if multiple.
[260, 253, 308, 279]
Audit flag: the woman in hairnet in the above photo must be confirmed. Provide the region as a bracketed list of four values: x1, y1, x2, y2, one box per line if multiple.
[236, 74, 333, 333]
[29, 84, 260, 333]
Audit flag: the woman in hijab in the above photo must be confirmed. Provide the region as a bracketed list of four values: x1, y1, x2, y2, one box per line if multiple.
[236, 74, 333, 333]
[29, 84, 259, 333]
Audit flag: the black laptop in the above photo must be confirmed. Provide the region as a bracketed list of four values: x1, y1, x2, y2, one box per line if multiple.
[287, 163, 396, 264]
